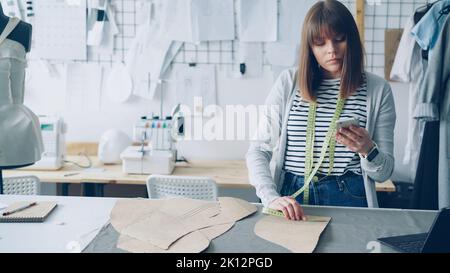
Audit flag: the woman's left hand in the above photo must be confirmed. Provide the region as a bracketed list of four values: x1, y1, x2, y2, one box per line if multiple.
[336, 125, 374, 156]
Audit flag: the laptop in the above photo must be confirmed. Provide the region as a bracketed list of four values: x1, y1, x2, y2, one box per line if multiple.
[377, 207, 450, 253]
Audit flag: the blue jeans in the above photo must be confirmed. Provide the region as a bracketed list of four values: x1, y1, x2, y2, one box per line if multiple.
[280, 171, 368, 207]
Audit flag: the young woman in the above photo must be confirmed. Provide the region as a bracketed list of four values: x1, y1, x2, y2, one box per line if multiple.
[246, 0, 396, 220]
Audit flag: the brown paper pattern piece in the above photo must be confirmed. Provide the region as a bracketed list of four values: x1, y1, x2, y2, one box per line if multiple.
[254, 215, 331, 253]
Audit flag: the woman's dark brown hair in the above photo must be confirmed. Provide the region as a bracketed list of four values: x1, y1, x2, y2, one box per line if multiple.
[298, 0, 365, 102]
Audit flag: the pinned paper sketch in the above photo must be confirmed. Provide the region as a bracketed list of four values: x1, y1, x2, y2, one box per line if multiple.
[161, 0, 196, 43]
[278, 0, 316, 43]
[34, 0, 87, 60]
[162, 0, 235, 43]
[66, 63, 103, 111]
[110, 197, 256, 253]
[265, 0, 316, 68]
[254, 215, 331, 253]
[192, 0, 235, 42]
[130, 40, 181, 100]
[238, 0, 277, 42]
[126, 3, 182, 100]
[87, 0, 119, 55]
[87, 1, 106, 47]
[176, 65, 217, 114]
[105, 63, 132, 103]
[161, 41, 183, 80]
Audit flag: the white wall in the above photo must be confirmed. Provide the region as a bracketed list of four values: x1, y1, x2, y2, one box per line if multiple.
[24, 62, 274, 157]
[24, 62, 413, 182]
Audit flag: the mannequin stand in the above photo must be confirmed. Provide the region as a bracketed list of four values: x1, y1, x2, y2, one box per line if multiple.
[0, 170, 3, 194]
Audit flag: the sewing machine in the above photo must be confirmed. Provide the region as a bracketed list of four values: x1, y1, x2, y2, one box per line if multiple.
[24, 116, 67, 170]
[120, 107, 184, 175]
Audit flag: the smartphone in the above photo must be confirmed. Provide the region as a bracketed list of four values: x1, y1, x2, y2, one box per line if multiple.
[336, 117, 359, 130]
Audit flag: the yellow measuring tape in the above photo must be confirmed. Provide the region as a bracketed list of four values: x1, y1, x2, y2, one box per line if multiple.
[263, 96, 346, 217]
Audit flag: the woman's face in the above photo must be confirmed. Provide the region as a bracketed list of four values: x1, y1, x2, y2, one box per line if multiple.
[311, 33, 347, 79]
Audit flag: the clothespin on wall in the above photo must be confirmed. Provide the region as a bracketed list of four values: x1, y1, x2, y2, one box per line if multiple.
[26, 0, 34, 17]
[239, 63, 246, 75]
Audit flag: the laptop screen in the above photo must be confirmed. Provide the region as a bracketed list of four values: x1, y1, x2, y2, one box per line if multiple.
[422, 207, 450, 253]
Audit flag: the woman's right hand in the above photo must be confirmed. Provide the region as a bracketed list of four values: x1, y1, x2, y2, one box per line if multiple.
[269, 196, 307, 221]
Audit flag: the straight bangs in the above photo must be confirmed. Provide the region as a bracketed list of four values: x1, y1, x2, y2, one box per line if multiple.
[306, 8, 347, 48]
[298, 0, 365, 102]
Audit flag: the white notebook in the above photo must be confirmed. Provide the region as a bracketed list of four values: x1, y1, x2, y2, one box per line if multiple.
[0, 201, 57, 223]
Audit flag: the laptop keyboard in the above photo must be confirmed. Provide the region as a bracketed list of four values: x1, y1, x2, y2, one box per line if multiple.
[394, 239, 425, 253]
[378, 233, 428, 253]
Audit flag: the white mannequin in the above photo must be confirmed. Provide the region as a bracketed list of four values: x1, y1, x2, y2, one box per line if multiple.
[98, 129, 132, 164]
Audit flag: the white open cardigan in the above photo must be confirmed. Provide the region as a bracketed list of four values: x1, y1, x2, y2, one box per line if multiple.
[246, 68, 396, 208]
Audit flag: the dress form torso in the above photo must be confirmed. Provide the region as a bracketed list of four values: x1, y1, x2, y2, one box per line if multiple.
[0, 11, 42, 194]
[0, 7, 32, 52]
[0, 17, 43, 167]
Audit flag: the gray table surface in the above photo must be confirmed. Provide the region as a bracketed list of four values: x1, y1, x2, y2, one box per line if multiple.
[84, 205, 438, 253]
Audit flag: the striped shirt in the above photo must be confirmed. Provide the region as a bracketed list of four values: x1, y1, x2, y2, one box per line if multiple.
[283, 77, 367, 176]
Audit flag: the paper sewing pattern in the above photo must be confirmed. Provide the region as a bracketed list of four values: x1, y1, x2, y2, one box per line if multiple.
[192, 0, 235, 42]
[125, 1, 182, 100]
[162, 0, 235, 44]
[238, 0, 277, 42]
[161, 0, 195, 43]
[87, 0, 119, 55]
[121, 210, 193, 250]
[277, 0, 316, 44]
[117, 231, 210, 253]
[110, 197, 257, 253]
[265, 0, 316, 68]
[175, 65, 217, 114]
[254, 215, 331, 253]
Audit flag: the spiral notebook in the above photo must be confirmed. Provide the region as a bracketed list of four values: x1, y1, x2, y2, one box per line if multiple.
[0, 201, 57, 223]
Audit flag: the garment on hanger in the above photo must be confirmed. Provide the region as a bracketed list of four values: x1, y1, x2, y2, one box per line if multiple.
[411, 0, 450, 59]
[0, 17, 43, 166]
[413, 1, 436, 25]
[390, 16, 427, 182]
[414, 15, 450, 209]
[410, 121, 439, 210]
[390, 17, 416, 82]
[413, 1, 435, 60]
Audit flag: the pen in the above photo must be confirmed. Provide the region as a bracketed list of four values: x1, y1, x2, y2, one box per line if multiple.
[2, 202, 37, 216]
[64, 172, 80, 177]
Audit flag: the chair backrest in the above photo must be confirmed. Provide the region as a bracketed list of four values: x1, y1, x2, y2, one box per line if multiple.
[146, 175, 218, 201]
[3, 175, 41, 195]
